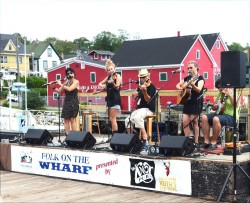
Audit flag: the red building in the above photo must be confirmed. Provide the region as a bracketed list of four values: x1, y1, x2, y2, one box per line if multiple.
[112, 33, 228, 110]
[46, 33, 228, 111]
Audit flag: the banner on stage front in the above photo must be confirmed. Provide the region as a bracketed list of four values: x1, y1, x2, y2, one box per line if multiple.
[11, 145, 191, 195]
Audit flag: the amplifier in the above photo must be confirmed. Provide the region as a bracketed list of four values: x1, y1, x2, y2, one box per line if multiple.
[160, 112, 182, 123]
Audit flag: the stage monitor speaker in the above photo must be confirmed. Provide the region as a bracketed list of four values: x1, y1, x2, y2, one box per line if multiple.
[159, 136, 195, 156]
[66, 131, 96, 149]
[221, 51, 246, 88]
[110, 133, 143, 153]
[25, 129, 53, 145]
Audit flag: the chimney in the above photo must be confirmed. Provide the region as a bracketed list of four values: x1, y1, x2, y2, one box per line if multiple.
[177, 31, 180, 37]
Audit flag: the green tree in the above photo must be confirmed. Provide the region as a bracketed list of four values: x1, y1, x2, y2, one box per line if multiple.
[227, 42, 244, 51]
[44, 37, 76, 55]
[113, 29, 130, 51]
[92, 31, 117, 52]
[23, 76, 47, 89]
[23, 91, 45, 110]
[73, 37, 92, 52]
[92, 30, 129, 52]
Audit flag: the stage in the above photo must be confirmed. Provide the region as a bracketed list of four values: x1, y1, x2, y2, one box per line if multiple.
[0, 132, 250, 202]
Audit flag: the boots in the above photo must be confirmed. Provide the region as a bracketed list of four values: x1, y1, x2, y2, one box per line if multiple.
[106, 130, 118, 143]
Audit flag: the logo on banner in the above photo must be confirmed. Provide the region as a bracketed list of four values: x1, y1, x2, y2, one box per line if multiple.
[20, 149, 33, 166]
[129, 158, 155, 188]
[164, 161, 171, 176]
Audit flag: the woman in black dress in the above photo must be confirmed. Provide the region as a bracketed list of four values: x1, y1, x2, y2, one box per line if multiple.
[176, 61, 205, 146]
[98, 60, 121, 141]
[51, 68, 79, 136]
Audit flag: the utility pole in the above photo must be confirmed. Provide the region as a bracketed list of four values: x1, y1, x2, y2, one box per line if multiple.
[14, 33, 21, 108]
[14, 33, 20, 82]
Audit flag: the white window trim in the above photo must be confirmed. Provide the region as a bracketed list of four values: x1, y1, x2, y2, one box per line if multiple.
[47, 48, 52, 57]
[53, 92, 58, 100]
[81, 63, 85, 69]
[90, 72, 96, 83]
[203, 72, 208, 79]
[196, 50, 200, 59]
[159, 72, 168, 81]
[94, 53, 98, 59]
[216, 40, 220, 49]
[43, 60, 48, 70]
[56, 74, 61, 80]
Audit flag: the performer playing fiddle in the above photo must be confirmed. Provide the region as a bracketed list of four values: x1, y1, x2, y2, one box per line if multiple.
[125, 69, 156, 151]
[98, 60, 122, 142]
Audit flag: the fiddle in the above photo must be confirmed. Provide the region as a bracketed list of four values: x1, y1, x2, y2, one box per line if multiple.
[42, 79, 66, 86]
[140, 80, 151, 90]
[112, 72, 117, 80]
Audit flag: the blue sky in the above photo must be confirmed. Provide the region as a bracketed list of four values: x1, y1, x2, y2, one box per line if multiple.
[1, 0, 249, 46]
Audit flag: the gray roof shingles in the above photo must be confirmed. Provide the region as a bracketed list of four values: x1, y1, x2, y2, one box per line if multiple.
[112, 35, 199, 67]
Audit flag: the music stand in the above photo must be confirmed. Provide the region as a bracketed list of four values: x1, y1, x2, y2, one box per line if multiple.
[216, 88, 250, 202]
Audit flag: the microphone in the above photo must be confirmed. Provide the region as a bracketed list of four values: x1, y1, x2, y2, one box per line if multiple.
[131, 80, 139, 84]
[172, 69, 181, 73]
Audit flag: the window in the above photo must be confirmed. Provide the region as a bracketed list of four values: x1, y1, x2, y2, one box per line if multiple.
[101, 55, 106, 60]
[203, 72, 208, 79]
[0, 56, 7, 63]
[101, 55, 111, 60]
[47, 48, 52, 57]
[81, 63, 85, 69]
[56, 74, 61, 80]
[90, 72, 96, 83]
[196, 50, 200, 59]
[94, 53, 98, 59]
[53, 92, 58, 100]
[159, 72, 168, 81]
[8, 44, 12, 50]
[43, 60, 48, 70]
[18, 56, 22, 64]
[52, 61, 57, 67]
[216, 40, 220, 49]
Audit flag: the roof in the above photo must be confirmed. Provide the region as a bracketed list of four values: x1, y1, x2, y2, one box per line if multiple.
[47, 52, 106, 73]
[111, 35, 200, 68]
[88, 50, 114, 55]
[0, 33, 27, 54]
[201, 33, 220, 51]
[27, 42, 62, 60]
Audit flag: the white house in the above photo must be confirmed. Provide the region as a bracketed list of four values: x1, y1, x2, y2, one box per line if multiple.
[27, 42, 62, 78]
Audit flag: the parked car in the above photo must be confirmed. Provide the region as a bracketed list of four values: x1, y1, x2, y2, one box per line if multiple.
[6, 94, 18, 102]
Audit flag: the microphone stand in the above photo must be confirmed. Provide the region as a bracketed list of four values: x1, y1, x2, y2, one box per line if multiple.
[123, 79, 139, 135]
[165, 101, 172, 135]
[56, 81, 67, 146]
[147, 72, 179, 146]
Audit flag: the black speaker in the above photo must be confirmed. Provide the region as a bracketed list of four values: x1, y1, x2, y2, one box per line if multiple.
[110, 133, 143, 153]
[221, 51, 246, 88]
[25, 129, 53, 145]
[66, 131, 96, 149]
[159, 136, 195, 156]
